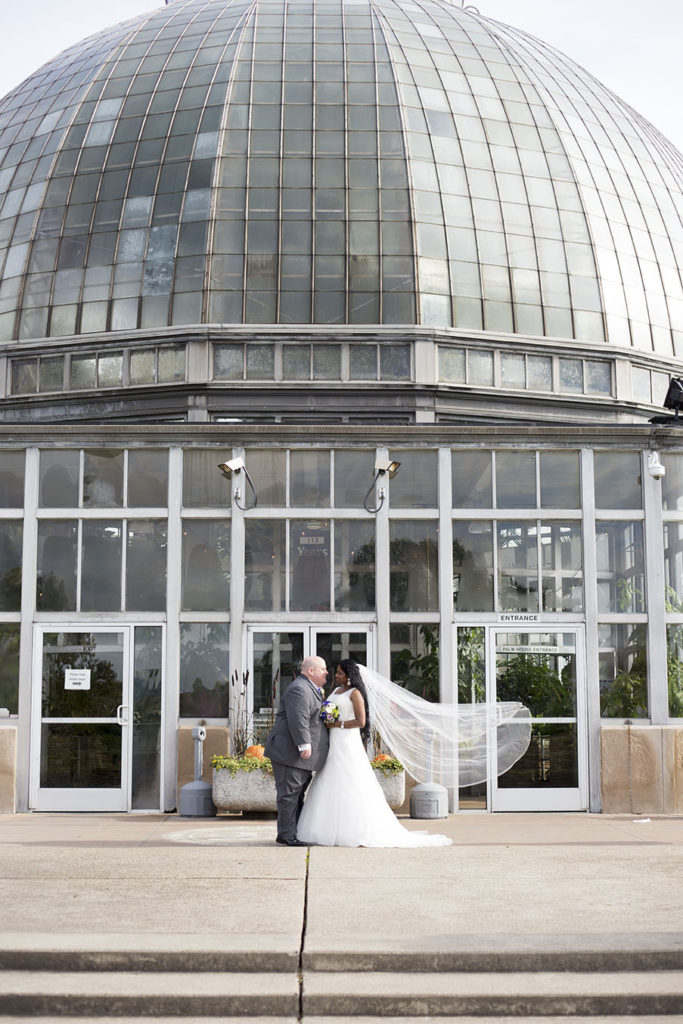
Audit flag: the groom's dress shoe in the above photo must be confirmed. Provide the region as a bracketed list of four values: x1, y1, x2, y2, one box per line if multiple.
[276, 837, 307, 846]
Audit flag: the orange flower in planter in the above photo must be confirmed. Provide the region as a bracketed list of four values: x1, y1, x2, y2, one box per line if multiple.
[372, 753, 391, 764]
[245, 744, 265, 760]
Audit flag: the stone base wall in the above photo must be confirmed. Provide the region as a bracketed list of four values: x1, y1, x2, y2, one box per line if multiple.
[0, 728, 16, 813]
[601, 725, 683, 814]
[177, 726, 230, 795]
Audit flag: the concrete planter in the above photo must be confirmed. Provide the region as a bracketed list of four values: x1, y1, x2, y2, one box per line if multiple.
[374, 768, 405, 810]
[212, 767, 277, 813]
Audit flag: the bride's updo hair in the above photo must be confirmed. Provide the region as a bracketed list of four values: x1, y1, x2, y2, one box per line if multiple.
[338, 658, 371, 747]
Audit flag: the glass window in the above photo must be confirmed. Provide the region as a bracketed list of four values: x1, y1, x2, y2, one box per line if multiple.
[179, 623, 229, 717]
[540, 451, 580, 508]
[662, 454, 683, 511]
[594, 452, 642, 509]
[245, 449, 286, 506]
[283, 346, 310, 379]
[182, 519, 230, 611]
[599, 623, 648, 718]
[127, 450, 168, 507]
[390, 623, 440, 701]
[497, 522, 539, 613]
[37, 520, 77, 611]
[290, 519, 330, 611]
[312, 344, 341, 379]
[0, 451, 25, 507]
[496, 450, 536, 509]
[540, 522, 583, 612]
[0, 625, 20, 716]
[334, 519, 375, 611]
[334, 450, 375, 508]
[83, 450, 124, 507]
[453, 521, 493, 612]
[246, 344, 275, 378]
[667, 624, 683, 718]
[389, 449, 438, 508]
[158, 345, 186, 382]
[452, 450, 492, 509]
[664, 523, 683, 606]
[585, 360, 611, 395]
[213, 343, 243, 380]
[127, 521, 166, 611]
[131, 625, 162, 810]
[290, 450, 330, 507]
[559, 358, 583, 393]
[81, 521, 122, 612]
[349, 344, 377, 379]
[130, 349, 156, 384]
[183, 449, 230, 508]
[380, 344, 410, 380]
[439, 346, 466, 383]
[245, 520, 286, 611]
[390, 520, 439, 612]
[40, 450, 80, 507]
[596, 521, 645, 613]
[71, 355, 97, 390]
[0, 521, 22, 611]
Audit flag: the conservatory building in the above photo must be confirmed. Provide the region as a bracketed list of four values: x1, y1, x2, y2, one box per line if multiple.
[0, 0, 682, 815]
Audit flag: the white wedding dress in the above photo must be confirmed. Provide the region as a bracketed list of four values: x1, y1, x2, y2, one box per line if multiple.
[296, 688, 452, 848]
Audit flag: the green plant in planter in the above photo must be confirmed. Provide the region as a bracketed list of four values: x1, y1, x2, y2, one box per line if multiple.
[371, 754, 404, 776]
[210, 753, 273, 776]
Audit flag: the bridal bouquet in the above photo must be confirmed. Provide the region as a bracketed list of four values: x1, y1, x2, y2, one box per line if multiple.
[320, 700, 340, 724]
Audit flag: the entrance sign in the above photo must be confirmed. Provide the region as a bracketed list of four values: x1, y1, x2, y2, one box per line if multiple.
[498, 613, 539, 623]
[64, 668, 91, 690]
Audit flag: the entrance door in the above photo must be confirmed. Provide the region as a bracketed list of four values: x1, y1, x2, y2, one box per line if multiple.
[245, 625, 373, 740]
[490, 628, 587, 811]
[31, 627, 131, 811]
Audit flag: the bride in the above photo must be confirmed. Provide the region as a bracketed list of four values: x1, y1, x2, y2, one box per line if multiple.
[296, 659, 452, 848]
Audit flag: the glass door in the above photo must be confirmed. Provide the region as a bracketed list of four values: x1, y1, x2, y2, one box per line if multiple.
[32, 627, 131, 811]
[490, 628, 587, 811]
[245, 625, 373, 742]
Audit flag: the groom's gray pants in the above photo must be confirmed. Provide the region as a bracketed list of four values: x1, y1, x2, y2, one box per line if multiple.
[272, 761, 312, 843]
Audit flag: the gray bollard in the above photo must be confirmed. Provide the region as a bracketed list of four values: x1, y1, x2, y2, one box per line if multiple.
[410, 781, 449, 819]
[179, 726, 216, 817]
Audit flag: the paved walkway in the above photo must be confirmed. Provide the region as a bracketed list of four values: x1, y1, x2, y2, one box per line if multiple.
[0, 811, 682, 962]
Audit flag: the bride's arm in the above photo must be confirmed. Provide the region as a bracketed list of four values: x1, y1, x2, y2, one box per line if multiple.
[333, 689, 366, 729]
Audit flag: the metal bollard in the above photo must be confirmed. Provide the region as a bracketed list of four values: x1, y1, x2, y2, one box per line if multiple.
[178, 726, 216, 817]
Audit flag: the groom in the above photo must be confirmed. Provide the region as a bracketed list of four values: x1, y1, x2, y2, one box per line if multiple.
[264, 655, 330, 846]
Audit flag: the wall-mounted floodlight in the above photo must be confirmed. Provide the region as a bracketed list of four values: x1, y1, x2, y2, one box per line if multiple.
[647, 451, 665, 481]
[363, 458, 401, 513]
[663, 377, 683, 420]
[217, 456, 257, 510]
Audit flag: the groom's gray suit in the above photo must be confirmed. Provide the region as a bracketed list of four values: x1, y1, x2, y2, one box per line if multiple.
[265, 672, 330, 844]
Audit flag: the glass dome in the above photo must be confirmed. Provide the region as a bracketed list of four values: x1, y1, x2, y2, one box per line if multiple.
[0, 0, 681, 353]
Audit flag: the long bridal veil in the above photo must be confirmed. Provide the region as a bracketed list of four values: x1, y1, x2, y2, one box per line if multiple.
[358, 665, 532, 788]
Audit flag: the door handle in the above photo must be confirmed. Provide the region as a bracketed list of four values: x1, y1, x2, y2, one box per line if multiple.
[116, 705, 128, 726]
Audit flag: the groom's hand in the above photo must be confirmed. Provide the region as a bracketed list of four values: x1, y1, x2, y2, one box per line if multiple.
[300, 748, 311, 760]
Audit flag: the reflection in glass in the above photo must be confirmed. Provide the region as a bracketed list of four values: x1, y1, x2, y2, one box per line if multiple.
[179, 623, 229, 718]
[665, 523, 683, 607]
[497, 723, 578, 789]
[540, 451, 580, 508]
[245, 520, 286, 611]
[599, 623, 648, 717]
[334, 519, 375, 611]
[315, 632, 367, 681]
[37, 520, 77, 611]
[290, 450, 330, 507]
[40, 724, 121, 788]
[127, 449, 168, 506]
[41, 632, 124, 719]
[333, 450, 375, 508]
[596, 521, 645, 613]
[0, 451, 25, 507]
[594, 452, 642, 509]
[452, 450, 492, 509]
[132, 626, 162, 810]
[83, 449, 123, 507]
[390, 623, 440, 702]
[40, 449, 80, 507]
[81, 522, 122, 612]
[497, 522, 538, 612]
[0, 625, 20, 716]
[496, 450, 536, 508]
[0, 522, 22, 611]
[453, 521, 493, 612]
[252, 631, 303, 729]
[389, 449, 437, 508]
[666, 624, 683, 718]
[662, 454, 683, 511]
[541, 522, 583, 612]
[457, 625, 487, 808]
[183, 449, 231, 507]
[290, 519, 330, 611]
[182, 519, 229, 611]
[389, 520, 439, 612]
[245, 449, 286, 506]
[127, 521, 166, 611]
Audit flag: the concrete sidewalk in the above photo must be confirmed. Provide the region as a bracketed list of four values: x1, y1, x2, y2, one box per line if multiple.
[0, 811, 682, 961]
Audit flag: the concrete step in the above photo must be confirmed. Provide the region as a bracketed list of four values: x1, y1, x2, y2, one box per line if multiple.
[302, 969, 683, 1018]
[0, 971, 299, 1017]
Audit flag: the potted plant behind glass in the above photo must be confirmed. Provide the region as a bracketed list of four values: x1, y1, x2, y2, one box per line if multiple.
[211, 670, 277, 813]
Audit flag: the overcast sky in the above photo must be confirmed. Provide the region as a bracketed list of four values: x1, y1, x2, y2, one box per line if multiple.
[1, 0, 681, 152]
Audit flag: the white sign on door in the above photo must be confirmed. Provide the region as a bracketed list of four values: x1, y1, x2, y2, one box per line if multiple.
[64, 668, 91, 690]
